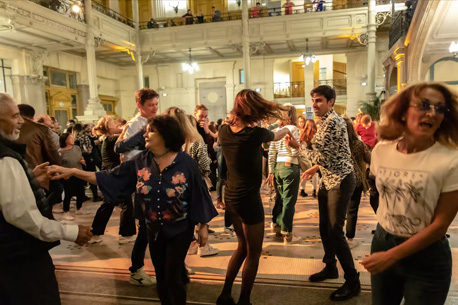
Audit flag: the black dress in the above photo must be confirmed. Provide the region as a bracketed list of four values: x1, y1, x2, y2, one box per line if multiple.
[219, 125, 274, 224]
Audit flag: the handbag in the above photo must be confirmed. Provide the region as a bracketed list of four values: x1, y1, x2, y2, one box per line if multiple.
[297, 150, 312, 172]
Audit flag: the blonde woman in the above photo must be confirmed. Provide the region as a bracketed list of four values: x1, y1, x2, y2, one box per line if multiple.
[163, 107, 219, 257]
[362, 83, 458, 305]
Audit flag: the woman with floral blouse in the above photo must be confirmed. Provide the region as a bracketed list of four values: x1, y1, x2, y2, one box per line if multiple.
[50, 115, 218, 305]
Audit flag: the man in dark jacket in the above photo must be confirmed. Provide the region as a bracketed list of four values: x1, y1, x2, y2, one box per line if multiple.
[0, 93, 92, 305]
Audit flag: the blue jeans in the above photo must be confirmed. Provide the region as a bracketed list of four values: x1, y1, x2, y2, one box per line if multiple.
[371, 224, 451, 305]
[274, 163, 300, 233]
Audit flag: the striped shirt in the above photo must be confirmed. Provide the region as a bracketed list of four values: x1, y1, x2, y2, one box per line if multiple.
[268, 125, 300, 173]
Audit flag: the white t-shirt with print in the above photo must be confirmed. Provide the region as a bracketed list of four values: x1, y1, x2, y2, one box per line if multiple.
[371, 141, 458, 237]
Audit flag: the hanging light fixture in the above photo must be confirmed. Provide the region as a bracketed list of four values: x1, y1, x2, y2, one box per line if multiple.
[71, 1, 82, 13]
[300, 39, 317, 66]
[182, 48, 199, 74]
[449, 41, 458, 57]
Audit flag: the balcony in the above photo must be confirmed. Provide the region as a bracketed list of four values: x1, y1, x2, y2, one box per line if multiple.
[389, 0, 417, 49]
[29, 0, 85, 22]
[92, 1, 134, 28]
[274, 79, 346, 99]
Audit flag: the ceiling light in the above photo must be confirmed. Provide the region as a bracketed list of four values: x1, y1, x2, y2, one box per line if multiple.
[449, 41, 458, 57]
[72, 2, 81, 13]
[182, 48, 199, 74]
[300, 39, 317, 66]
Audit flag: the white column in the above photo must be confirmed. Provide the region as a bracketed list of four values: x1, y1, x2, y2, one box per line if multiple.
[366, 0, 377, 101]
[303, 62, 314, 109]
[132, 0, 144, 89]
[242, 0, 251, 89]
[77, 0, 106, 123]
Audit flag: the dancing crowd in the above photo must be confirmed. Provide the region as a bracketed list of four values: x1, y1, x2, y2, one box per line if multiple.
[1, 82, 458, 305]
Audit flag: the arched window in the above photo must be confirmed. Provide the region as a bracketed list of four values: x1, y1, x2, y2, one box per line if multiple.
[426, 57, 458, 91]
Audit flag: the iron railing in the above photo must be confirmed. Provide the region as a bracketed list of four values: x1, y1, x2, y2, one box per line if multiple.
[274, 82, 305, 98]
[92, 1, 134, 28]
[389, 0, 417, 49]
[314, 79, 347, 95]
[29, 0, 85, 22]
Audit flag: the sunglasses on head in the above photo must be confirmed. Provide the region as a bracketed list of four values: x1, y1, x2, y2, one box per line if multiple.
[412, 99, 449, 115]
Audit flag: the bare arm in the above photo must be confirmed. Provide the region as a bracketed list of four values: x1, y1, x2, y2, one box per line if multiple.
[362, 190, 458, 274]
[272, 127, 291, 141]
[49, 165, 97, 185]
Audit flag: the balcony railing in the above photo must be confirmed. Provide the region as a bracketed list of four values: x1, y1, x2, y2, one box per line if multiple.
[314, 79, 347, 95]
[92, 1, 134, 28]
[274, 82, 305, 98]
[140, 0, 395, 30]
[389, 0, 417, 49]
[29, 0, 85, 22]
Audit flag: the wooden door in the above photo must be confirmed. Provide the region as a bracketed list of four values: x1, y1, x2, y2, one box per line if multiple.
[193, 0, 224, 16]
[291, 62, 305, 97]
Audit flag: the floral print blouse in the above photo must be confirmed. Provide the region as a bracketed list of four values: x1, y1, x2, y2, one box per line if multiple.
[96, 151, 218, 239]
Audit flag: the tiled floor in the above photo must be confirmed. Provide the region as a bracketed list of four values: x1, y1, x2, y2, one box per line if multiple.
[50, 184, 458, 304]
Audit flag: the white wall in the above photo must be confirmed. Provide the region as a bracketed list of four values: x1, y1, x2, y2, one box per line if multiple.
[273, 58, 291, 83]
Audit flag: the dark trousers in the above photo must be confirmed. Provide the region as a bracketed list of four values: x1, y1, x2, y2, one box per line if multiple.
[318, 172, 358, 281]
[371, 224, 451, 305]
[46, 180, 63, 205]
[0, 252, 60, 305]
[345, 184, 364, 239]
[91, 196, 136, 237]
[61, 177, 85, 212]
[210, 161, 218, 189]
[130, 216, 149, 272]
[148, 225, 194, 305]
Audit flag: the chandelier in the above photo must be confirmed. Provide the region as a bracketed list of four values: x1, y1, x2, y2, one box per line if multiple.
[182, 48, 199, 74]
[300, 38, 317, 66]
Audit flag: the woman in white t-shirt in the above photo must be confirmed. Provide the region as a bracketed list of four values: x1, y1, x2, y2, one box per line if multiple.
[362, 83, 458, 305]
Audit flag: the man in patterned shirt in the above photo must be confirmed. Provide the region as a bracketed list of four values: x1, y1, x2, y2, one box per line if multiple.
[302, 85, 360, 301]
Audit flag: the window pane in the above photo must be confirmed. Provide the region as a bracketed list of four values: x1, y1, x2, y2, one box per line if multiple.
[144, 76, 150, 88]
[69, 73, 77, 89]
[71, 95, 77, 107]
[43, 69, 50, 86]
[55, 110, 69, 130]
[50, 70, 67, 87]
[103, 104, 108, 111]
[72, 108, 77, 119]
[239, 69, 245, 84]
[107, 104, 113, 112]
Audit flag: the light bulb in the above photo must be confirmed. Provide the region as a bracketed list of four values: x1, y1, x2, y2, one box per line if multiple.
[305, 57, 311, 65]
[72, 4, 81, 13]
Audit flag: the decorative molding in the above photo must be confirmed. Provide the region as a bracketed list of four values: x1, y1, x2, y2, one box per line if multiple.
[0, 16, 14, 31]
[141, 50, 156, 64]
[350, 33, 368, 46]
[31, 50, 49, 75]
[94, 36, 105, 47]
[375, 11, 391, 27]
[0, 1, 86, 39]
[250, 42, 265, 55]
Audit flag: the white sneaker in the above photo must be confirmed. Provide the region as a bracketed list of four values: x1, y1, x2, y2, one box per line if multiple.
[88, 235, 103, 244]
[129, 267, 156, 286]
[347, 239, 360, 249]
[187, 241, 198, 255]
[53, 203, 64, 214]
[197, 243, 219, 257]
[75, 208, 90, 215]
[284, 233, 302, 245]
[224, 226, 234, 235]
[119, 235, 136, 245]
[62, 212, 75, 221]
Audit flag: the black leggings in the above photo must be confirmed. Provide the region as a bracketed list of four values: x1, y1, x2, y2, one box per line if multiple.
[61, 177, 85, 212]
[148, 225, 194, 305]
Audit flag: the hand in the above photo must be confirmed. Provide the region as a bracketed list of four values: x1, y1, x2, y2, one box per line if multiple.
[200, 120, 210, 134]
[33, 162, 51, 190]
[75, 225, 93, 246]
[197, 223, 209, 246]
[361, 251, 397, 275]
[48, 165, 74, 180]
[80, 158, 86, 166]
[284, 134, 291, 147]
[301, 165, 318, 180]
[266, 173, 274, 188]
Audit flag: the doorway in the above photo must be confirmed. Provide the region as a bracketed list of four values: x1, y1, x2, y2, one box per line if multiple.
[198, 81, 227, 122]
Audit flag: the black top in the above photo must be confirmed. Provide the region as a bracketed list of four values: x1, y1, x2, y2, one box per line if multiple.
[96, 151, 218, 240]
[197, 125, 216, 161]
[219, 125, 274, 204]
[101, 135, 120, 170]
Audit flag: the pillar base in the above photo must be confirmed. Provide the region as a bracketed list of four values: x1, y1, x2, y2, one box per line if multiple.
[366, 92, 377, 102]
[76, 97, 106, 123]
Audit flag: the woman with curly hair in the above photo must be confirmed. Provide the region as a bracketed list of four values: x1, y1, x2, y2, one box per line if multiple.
[362, 83, 458, 305]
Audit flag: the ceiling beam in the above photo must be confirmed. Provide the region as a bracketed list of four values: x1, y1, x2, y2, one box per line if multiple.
[286, 40, 296, 52]
[207, 47, 224, 58]
[264, 43, 273, 54]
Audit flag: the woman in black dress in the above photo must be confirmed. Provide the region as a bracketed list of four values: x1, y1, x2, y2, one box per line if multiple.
[217, 89, 292, 305]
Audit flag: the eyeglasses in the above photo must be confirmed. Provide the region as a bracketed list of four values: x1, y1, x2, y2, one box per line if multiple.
[411, 99, 449, 115]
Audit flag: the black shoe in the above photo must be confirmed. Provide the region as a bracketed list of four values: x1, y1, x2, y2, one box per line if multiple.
[208, 228, 215, 234]
[83, 195, 91, 202]
[312, 190, 317, 198]
[309, 266, 339, 282]
[330, 277, 361, 301]
[300, 190, 308, 197]
[216, 295, 236, 305]
[92, 196, 103, 202]
[371, 230, 376, 234]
